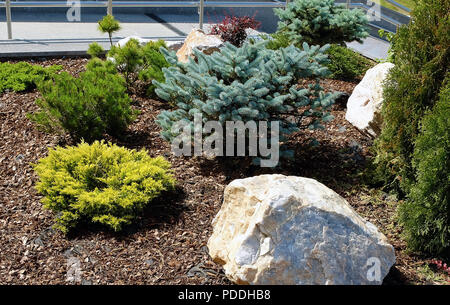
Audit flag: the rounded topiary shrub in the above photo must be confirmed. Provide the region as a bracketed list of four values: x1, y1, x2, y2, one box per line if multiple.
[34, 141, 176, 233]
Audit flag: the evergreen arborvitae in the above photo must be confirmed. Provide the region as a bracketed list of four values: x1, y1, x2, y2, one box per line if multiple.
[154, 41, 339, 160]
[274, 0, 369, 46]
[373, 0, 449, 194]
[399, 79, 450, 256]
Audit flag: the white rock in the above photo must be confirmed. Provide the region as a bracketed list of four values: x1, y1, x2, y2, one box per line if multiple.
[115, 36, 153, 47]
[345, 62, 395, 137]
[165, 40, 184, 51]
[176, 29, 223, 63]
[208, 174, 395, 285]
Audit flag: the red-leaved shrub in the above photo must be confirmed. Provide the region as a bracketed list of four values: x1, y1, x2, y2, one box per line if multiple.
[209, 15, 261, 47]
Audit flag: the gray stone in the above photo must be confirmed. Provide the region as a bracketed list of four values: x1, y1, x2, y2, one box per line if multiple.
[208, 174, 395, 285]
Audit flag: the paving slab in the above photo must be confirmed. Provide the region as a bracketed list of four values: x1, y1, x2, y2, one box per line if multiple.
[0, 11, 389, 59]
[346, 36, 389, 60]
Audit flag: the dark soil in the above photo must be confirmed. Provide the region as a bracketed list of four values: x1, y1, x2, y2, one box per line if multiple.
[0, 57, 438, 285]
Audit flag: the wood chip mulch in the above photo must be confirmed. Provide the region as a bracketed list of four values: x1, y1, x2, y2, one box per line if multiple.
[0, 57, 435, 285]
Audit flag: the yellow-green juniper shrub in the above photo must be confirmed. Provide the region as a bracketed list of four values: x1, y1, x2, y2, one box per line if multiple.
[33, 141, 176, 233]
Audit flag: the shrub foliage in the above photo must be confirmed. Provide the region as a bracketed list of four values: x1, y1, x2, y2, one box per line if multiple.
[154, 41, 339, 160]
[108, 39, 170, 96]
[325, 44, 374, 80]
[274, 0, 369, 46]
[209, 15, 261, 47]
[398, 80, 450, 256]
[371, 0, 450, 256]
[373, 0, 449, 194]
[87, 42, 105, 58]
[29, 59, 137, 142]
[34, 141, 176, 233]
[0, 62, 61, 94]
[98, 15, 121, 46]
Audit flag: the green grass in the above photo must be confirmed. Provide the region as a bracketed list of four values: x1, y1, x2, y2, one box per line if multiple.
[376, 0, 415, 15]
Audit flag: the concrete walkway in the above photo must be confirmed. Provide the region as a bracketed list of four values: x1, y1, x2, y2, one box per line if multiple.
[0, 11, 389, 59]
[346, 36, 389, 60]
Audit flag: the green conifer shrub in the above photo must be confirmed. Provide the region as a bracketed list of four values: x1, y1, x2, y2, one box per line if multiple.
[274, 0, 369, 46]
[87, 42, 105, 58]
[138, 40, 171, 97]
[33, 141, 176, 233]
[107, 39, 170, 96]
[373, 0, 449, 194]
[108, 38, 143, 87]
[398, 79, 450, 256]
[0, 62, 62, 94]
[98, 15, 121, 46]
[154, 41, 339, 159]
[325, 44, 374, 80]
[28, 59, 137, 142]
[263, 32, 291, 50]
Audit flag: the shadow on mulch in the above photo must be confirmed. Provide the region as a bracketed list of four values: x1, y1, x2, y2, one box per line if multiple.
[114, 130, 154, 150]
[195, 137, 368, 193]
[383, 266, 411, 285]
[65, 186, 187, 240]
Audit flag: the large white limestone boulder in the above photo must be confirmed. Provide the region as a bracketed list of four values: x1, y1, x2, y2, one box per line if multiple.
[345, 62, 395, 137]
[208, 174, 395, 285]
[176, 29, 223, 63]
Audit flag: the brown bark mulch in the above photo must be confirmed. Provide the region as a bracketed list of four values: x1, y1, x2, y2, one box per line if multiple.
[0, 57, 435, 285]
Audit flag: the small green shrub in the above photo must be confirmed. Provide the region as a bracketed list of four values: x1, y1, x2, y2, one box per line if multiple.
[325, 44, 374, 80]
[33, 141, 176, 233]
[87, 42, 105, 58]
[98, 15, 121, 46]
[29, 59, 137, 142]
[373, 0, 449, 194]
[398, 79, 450, 256]
[274, 0, 369, 46]
[262, 32, 291, 50]
[108, 39, 170, 96]
[108, 38, 143, 87]
[0, 62, 61, 94]
[138, 40, 170, 97]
